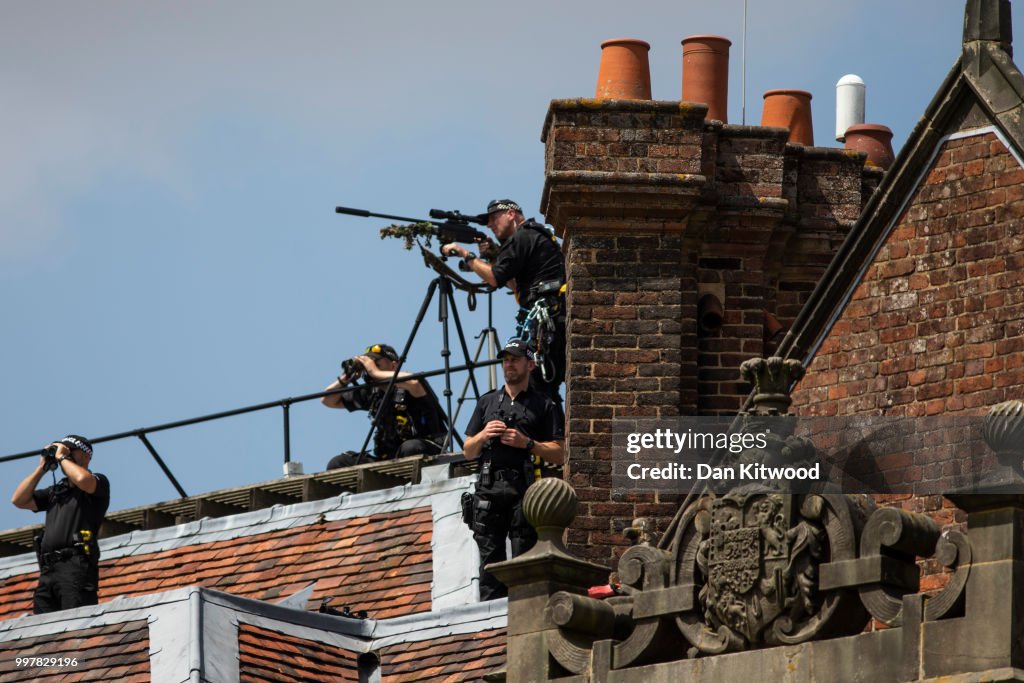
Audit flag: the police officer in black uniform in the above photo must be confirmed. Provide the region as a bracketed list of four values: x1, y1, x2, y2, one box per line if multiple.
[11, 435, 110, 614]
[322, 343, 449, 468]
[442, 199, 566, 402]
[463, 338, 565, 600]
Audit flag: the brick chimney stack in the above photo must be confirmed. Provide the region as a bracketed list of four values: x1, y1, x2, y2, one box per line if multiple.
[542, 49, 883, 565]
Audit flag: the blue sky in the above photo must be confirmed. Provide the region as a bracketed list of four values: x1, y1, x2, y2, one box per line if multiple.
[1, 1, 1013, 532]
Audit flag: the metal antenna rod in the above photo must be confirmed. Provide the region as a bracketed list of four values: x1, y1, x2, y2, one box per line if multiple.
[742, 0, 748, 125]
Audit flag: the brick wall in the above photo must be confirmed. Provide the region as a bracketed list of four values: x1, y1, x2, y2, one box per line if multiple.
[565, 231, 690, 563]
[696, 127, 787, 413]
[787, 130, 1024, 518]
[792, 133, 1024, 418]
[543, 101, 704, 565]
[542, 99, 874, 566]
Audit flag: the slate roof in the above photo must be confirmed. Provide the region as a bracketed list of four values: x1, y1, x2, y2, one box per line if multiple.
[772, 0, 1024, 372]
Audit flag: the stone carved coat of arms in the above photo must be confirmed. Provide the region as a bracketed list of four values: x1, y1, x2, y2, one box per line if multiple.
[697, 492, 817, 646]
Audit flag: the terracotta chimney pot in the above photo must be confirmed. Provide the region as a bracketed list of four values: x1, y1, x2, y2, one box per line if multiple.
[844, 123, 895, 170]
[682, 35, 731, 122]
[761, 89, 814, 146]
[595, 39, 652, 100]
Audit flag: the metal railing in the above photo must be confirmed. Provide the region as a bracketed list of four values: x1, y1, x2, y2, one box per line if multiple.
[0, 359, 500, 499]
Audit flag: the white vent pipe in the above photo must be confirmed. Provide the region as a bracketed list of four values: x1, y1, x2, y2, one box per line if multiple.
[835, 74, 865, 142]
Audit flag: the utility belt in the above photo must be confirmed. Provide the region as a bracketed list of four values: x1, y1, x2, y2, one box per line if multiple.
[517, 280, 565, 322]
[516, 279, 565, 351]
[34, 530, 95, 569]
[38, 546, 90, 569]
[460, 458, 532, 528]
[476, 458, 532, 488]
[461, 456, 557, 527]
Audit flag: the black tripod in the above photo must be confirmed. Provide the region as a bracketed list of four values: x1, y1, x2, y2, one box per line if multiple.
[357, 244, 499, 455]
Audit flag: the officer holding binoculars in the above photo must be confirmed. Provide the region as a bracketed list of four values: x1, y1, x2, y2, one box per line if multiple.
[322, 343, 449, 468]
[462, 339, 565, 600]
[11, 435, 110, 614]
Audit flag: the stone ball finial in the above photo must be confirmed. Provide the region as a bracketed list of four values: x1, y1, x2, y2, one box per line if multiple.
[524, 478, 578, 543]
[983, 400, 1024, 471]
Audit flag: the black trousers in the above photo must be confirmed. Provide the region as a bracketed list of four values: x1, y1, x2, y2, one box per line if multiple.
[33, 555, 98, 614]
[472, 472, 537, 600]
[327, 438, 442, 469]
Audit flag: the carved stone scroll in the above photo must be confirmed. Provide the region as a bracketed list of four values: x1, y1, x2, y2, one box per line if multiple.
[924, 530, 971, 621]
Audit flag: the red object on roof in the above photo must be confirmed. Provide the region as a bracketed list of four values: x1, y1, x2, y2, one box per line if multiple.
[587, 584, 617, 599]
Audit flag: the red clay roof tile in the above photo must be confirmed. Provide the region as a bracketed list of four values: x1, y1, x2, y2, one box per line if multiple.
[0, 619, 149, 682]
[379, 628, 506, 682]
[238, 623, 360, 683]
[0, 507, 433, 622]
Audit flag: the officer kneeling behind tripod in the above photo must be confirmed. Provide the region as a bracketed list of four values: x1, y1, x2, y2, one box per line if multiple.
[462, 339, 565, 601]
[323, 343, 448, 469]
[11, 435, 110, 614]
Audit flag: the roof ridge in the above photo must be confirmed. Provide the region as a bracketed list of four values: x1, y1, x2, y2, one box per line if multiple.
[0, 454, 461, 556]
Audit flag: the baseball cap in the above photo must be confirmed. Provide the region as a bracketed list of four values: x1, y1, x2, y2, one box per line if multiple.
[365, 343, 399, 362]
[60, 435, 93, 456]
[498, 338, 534, 360]
[486, 199, 522, 215]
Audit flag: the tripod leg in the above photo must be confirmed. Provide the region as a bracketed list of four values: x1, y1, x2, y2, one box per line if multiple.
[445, 283, 484, 400]
[484, 290, 500, 391]
[452, 328, 493, 428]
[485, 325, 501, 390]
[449, 288, 502, 434]
[437, 278, 456, 452]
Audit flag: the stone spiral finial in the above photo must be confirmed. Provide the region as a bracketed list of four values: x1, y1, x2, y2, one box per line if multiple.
[524, 478, 578, 548]
[983, 400, 1024, 471]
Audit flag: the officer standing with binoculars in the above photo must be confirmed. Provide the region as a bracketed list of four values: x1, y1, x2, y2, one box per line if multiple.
[10, 435, 110, 614]
[462, 339, 565, 600]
